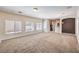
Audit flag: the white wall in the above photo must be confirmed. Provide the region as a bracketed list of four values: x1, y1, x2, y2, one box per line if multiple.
[55, 22, 60, 33]
[75, 7, 79, 43]
[54, 19, 62, 33]
[43, 19, 50, 32]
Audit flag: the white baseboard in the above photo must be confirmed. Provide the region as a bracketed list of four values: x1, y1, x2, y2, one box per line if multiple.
[76, 35, 79, 44]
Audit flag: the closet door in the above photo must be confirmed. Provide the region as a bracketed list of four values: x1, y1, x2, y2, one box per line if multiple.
[62, 18, 75, 34]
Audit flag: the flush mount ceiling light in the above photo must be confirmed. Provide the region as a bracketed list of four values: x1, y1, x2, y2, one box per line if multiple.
[33, 8, 38, 12]
[18, 11, 22, 13]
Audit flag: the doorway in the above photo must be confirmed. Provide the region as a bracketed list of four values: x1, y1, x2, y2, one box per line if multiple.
[49, 20, 53, 31]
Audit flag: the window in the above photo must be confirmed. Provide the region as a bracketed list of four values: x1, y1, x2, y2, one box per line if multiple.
[25, 22, 34, 32]
[5, 20, 22, 34]
[36, 23, 42, 30]
[15, 21, 22, 33]
[5, 20, 15, 34]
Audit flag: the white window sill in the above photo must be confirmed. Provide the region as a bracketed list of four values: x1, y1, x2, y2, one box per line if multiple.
[5, 31, 22, 34]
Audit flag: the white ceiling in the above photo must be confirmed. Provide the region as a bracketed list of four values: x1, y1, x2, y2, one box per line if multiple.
[0, 6, 77, 19]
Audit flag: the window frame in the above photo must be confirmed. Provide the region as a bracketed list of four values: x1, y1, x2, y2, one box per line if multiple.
[25, 21, 34, 32]
[5, 20, 22, 34]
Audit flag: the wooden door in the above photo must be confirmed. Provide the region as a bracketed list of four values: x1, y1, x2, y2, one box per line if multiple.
[62, 18, 75, 34]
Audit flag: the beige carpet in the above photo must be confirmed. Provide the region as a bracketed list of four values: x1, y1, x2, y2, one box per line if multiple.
[0, 32, 78, 53]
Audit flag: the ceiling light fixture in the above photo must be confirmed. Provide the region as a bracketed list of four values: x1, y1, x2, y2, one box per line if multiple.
[18, 11, 22, 13]
[33, 8, 38, 12]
